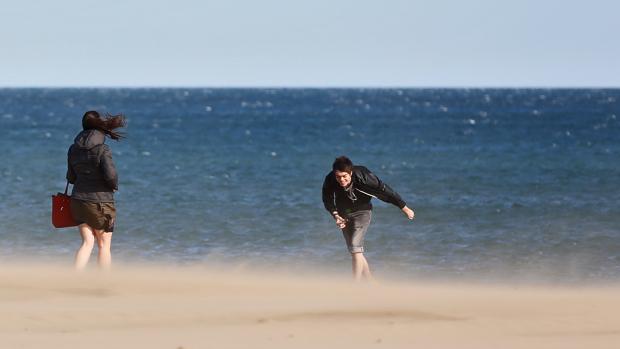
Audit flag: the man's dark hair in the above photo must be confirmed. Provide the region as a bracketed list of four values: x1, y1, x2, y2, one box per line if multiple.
[332, 156, 353, 173]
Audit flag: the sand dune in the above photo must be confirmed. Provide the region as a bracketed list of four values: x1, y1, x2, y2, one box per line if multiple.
[1, 264, 619, 349]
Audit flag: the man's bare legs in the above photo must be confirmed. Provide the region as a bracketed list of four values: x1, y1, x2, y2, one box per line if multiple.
[74, 224, 112, 270]
[351, 252, 372, 281]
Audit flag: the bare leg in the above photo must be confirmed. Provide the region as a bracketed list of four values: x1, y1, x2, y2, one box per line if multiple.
[361, 254, 373, 280]
[94, 230, 113, 270]
[351, 252, 365, 281]
[74, 224, 95, 270]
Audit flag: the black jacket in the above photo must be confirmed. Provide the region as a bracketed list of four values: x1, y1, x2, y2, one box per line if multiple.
[322, 165, 406, 216]
[66, 129, 118, 203]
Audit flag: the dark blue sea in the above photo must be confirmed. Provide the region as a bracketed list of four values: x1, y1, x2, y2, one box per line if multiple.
[1, 88, 619, 282]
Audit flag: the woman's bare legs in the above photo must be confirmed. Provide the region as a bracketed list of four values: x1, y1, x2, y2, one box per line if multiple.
[74, 224, 113, 270]
[74, 224, 95, 270]
[94, 230, 113, 270]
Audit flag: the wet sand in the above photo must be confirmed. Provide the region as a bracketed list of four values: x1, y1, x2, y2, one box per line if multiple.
[1, 264, 619, 349]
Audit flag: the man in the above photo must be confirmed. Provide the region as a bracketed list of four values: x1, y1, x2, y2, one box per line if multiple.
[322, 156, 415, 280]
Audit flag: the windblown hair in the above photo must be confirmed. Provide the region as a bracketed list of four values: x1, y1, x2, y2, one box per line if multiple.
[82, 110, 126, 140]
[332, 156, 354, 173]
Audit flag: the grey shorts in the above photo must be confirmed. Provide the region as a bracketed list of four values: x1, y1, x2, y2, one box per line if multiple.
[341, 210, 372, 253]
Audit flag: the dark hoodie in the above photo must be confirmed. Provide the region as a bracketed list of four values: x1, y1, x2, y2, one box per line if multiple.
[322, 165, 406, 217]
[66, 129, 118, 202]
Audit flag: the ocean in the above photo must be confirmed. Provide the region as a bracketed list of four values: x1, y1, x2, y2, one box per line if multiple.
[0, 88, 618, 282]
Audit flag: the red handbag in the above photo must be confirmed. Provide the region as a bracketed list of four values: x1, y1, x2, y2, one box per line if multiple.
[52, 182, 78, 228]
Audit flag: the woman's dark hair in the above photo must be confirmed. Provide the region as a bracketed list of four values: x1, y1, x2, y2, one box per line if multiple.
[332, 156, 353, 173]
[82, 111, 126, 140]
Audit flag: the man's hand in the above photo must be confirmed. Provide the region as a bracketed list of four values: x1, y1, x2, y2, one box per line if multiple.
[402, 206, 415, 220]
[332, 212, 347, 229]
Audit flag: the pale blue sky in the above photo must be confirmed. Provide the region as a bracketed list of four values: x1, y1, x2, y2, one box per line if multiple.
[1, 0, 618, 87]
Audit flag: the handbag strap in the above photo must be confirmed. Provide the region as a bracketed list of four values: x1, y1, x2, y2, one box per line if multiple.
[64, 182, 70, 195]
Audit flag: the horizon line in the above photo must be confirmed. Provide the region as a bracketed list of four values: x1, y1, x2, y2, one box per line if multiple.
[1, 85, 619, 90]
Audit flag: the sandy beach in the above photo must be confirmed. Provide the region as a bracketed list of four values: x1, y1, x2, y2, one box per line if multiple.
[1, 263, 619, 349]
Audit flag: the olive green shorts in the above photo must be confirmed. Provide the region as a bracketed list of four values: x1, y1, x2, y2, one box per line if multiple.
[70, 199, 116, 232]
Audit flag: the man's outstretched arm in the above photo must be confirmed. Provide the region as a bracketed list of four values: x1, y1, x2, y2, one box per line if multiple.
[357, 167, 414, 220]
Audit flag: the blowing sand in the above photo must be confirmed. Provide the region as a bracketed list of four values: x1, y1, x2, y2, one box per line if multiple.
[1, 264, 619, 349]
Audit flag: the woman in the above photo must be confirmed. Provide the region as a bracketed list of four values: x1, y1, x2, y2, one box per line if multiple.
[66, 111, 126, 270]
